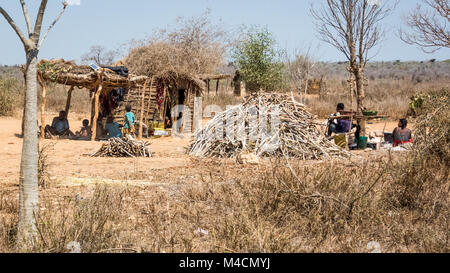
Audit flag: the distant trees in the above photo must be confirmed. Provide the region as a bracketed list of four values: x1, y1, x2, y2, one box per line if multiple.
[400, 0, 450, 53]
[311, 0, 397, 135]
[81, 45, 117, 66]
[0, 0, 69, 249]
[232, 26, 285, 93]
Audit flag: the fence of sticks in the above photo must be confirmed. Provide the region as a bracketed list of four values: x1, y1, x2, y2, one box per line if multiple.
[91, 136, 152, 158]
[189, 93, 350, 160]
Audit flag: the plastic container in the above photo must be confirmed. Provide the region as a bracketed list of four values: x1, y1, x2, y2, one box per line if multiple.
[334, 134, 347, 149]
[384, 133, 393, 144]
[357, 136, 368, 149]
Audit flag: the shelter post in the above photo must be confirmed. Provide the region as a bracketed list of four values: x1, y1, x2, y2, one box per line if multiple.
[138, 79, 150, 140]
[91, 74, 104, 141]
[37, 75, 46, 139]
[65, 86, 74, 119]
[207, 80, 210, 96]
[215, 80, 219, 96]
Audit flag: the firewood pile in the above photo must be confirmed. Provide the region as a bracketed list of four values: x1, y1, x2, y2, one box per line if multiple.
[91, 136, 152, 158]
[189, 93, 350, 160]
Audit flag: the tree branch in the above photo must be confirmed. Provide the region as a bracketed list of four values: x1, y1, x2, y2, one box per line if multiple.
[38, 1, 68, 50]
[32, 0, 48, 43]
[20, 0, 33, 36]
[0, 6, 28, 46]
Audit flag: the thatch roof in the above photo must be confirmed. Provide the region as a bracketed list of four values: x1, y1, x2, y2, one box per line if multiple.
[37, 59, 148, 90]
[37, 59, 206, 91]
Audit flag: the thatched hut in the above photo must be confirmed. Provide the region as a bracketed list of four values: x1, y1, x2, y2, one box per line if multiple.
[37, 59, 211, 140]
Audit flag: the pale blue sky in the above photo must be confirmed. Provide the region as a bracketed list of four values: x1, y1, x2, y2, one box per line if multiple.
[0, 0, 449, 65]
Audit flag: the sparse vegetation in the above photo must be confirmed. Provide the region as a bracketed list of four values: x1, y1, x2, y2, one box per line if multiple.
[1, 91, 448, 253]
[232, 25, 285, 93]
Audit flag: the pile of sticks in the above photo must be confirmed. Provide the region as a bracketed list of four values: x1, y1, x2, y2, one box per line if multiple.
[91, 136, 152, 158]
[189, 93, 350, 160]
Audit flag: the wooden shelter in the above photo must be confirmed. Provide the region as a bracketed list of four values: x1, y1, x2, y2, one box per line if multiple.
[37, 59, 206, 140]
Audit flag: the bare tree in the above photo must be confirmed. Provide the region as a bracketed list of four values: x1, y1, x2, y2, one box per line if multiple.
[311, 0, 397, 136]
[285, 46, 317, 104]
[0, 0, 68, 248]
[81, 45, 117, 65]
[400, 0, 450, 53]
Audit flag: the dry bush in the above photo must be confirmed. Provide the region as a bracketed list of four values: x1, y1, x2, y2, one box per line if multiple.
[0, 77, 23, 116]
[125, 11, 229, 78]
[32, 186, 137, 253]
[38, 143, 55, 189]
[383, 89, 449, 210]
[202, 93, 243, 112]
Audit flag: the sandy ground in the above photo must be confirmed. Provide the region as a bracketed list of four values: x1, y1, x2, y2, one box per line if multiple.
[0, 114, 400, 191]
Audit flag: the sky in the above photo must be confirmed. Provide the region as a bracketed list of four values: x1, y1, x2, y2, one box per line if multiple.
[0, 0, 449, 65]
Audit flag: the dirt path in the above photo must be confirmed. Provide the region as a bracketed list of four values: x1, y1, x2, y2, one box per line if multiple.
[0, 115, 192, 189]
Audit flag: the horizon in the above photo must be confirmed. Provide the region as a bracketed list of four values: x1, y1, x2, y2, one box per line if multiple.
[0, 0, 449, 66]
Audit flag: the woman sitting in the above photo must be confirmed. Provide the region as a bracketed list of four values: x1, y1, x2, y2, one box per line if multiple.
[393, 119, 413, 147]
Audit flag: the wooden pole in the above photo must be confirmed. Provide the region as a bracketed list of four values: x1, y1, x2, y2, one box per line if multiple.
[138, 79, 150, 140]
[215, 79, 219, 96]
[37, 74, 46, 139]
[91, 74, 104, 141]
[207, 80, 210, 96]
[90, 89, 95, 125]
[64, 86, 74, 119]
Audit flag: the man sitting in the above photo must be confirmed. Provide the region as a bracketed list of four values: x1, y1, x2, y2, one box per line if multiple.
[327, 103, 352, 137]
[45, 111, 74, 138]
[105, 116, 123, 138]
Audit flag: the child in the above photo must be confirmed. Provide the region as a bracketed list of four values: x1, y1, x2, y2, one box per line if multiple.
[105, 116, 123, 138]
[122, 104, 135, 136]
[74, 119, 92, 139]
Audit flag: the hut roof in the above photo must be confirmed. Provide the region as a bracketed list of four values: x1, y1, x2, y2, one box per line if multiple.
[37, 59, 206, 91]
[197, 74, 233, 81]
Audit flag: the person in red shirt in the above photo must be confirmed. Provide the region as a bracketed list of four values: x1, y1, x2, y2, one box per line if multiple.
[393, 119, 413, 147]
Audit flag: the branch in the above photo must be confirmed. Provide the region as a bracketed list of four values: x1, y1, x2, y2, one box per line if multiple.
[33, 0, 48, 42]
[38, 2, 68, 50]
[20, 0, 33, 36]
[0, 6, 28, 45]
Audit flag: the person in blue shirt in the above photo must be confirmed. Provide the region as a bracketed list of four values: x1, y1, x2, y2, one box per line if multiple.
[327, 103, 352, 137]
[122, 104, 135, 136]
[105, 116, 123, 138]
[45, 110, 74, 138]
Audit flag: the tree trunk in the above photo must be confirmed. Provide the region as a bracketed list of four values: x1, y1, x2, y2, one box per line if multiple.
[355, 68, 366, 136]
[18, 49, 39, 248]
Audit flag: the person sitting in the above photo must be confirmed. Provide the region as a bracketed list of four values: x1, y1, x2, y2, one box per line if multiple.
[45, 111, 74, 138]
[327, 103, 352, 137]
[96, 118, 107, 139]
[105, 117, 123, 138]
[72, 119, 92, 140]
[393, 119, 413, 147]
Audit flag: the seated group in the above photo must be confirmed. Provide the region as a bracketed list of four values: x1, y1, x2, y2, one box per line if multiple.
[327, 103, 413, 147]
[44, 109, 133, 140]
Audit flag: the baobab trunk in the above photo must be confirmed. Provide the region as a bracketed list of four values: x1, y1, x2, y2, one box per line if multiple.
[18, 49, 39, 247]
